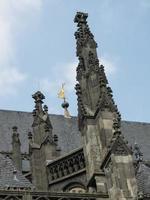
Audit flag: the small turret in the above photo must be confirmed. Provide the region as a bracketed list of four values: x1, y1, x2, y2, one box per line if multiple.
[30, 91, 60, 191]
[12, 126, 22, 171]
[32, 91, 52, 143]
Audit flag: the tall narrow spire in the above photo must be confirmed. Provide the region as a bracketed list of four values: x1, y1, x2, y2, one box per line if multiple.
[74, 13, 137, 198]
[74, 12, 120, 125]
[74, 12, 98, 60]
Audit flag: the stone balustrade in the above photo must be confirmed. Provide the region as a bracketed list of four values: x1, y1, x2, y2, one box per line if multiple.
[47, 148, 86, 183]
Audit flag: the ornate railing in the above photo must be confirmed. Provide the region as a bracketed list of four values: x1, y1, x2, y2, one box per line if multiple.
[47, 147, 86, 184]
[0, 190, 109, 200]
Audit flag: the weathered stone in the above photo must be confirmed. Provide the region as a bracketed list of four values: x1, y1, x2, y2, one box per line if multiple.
[0, 11, 148, 200]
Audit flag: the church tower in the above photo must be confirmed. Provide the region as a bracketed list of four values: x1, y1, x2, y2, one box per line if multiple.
[29, 91, 59, 191]
[74, 12, 137, 199]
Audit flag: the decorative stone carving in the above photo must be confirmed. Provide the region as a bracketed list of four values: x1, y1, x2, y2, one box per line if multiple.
[134, 143, 143, 162]
[112, 138, 130, 156]
[74, 12, 120, 125]
[48, 148, 85, 183]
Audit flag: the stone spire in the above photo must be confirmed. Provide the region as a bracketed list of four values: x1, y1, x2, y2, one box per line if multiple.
[74, 12, 138, 198]
[74, 12, 120, 129]
[32, 91, 52, 129]
[32, 91, 53, 143]
[30, 91, 60, 191]
[12, 126, 22, 171]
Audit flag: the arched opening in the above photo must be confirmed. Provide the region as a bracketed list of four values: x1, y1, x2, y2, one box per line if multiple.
[63, 182, 86, 193]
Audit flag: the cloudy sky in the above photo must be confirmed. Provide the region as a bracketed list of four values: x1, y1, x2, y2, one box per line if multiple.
[0, 0, 149, 122]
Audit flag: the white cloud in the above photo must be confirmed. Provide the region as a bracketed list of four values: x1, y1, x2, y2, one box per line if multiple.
[62, 62, 77, 91]
[0, 0, 43, 96]
[11, 0, 43, 11]
[0, 67, 26, 96]
[40, 61, 77, 96]
[40, 57, 117, 96]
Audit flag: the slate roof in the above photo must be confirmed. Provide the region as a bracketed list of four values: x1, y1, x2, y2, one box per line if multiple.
[0, 109, 150, 161]
[136, 162, 150, 197]
[121, 121, 150, 161]
[0, 154, 33, 189]
[0, 109, 80, 155]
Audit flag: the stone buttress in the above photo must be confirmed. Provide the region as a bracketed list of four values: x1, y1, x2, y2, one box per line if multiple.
[74, 12, 137, 199]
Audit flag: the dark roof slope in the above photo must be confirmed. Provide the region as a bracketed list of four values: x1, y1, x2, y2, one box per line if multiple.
[121, 121, 150, 160]
[0, 154, 33, 189]
[0, 110, 150, 160]
[136, 162, 150, 197]
[0, 110, 81, 155]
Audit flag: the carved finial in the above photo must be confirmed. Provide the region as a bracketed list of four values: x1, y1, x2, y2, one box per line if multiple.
[32, 91, 45, 116]
[74, 12, 88, 23]
[74, 12, 97, 59]
[134, 143, 143, 162]
[32, 91, 45, 103]
[32, 91, 53, 131]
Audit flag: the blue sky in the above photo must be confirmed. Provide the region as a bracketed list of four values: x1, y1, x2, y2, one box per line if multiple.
[0, 0, 150, 122]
